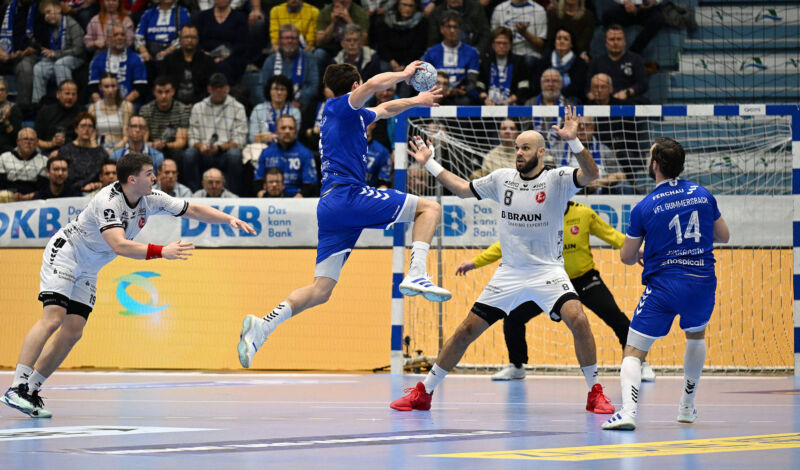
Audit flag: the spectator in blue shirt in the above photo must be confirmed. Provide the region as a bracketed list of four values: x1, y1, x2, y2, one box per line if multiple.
[88, 23, 147, 102]
[254, 114, 318, 197]
[422, 11, 479, 105]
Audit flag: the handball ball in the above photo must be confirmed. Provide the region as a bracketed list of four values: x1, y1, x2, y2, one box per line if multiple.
[410, 62, 437, 92]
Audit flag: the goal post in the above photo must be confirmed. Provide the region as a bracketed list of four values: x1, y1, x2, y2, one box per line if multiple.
[390, 104, 799, 375]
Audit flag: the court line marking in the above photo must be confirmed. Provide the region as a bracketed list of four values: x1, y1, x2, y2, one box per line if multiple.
[0, 426, 214, 442]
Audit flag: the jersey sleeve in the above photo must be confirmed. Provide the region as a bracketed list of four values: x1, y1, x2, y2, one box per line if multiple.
[626, 202, 645, 239]
[473, 241, 502, 268]
[95, 200, 125, 233]
[469, 169, 505, 202]
[149, 190, 188, 217]
[589, 209, 625, 249]
[361, 107, 377, 127]
[554, 166, 581, 202]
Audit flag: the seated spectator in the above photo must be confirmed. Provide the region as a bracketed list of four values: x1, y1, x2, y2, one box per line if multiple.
[365, 121, 391, 188]
[138, 75, 190, 166]
[477, 26, 530, 106]
[257, 166, 286, 197]
[269, 0, 319, 51]
[532, 27, 587, 102]
[423, 12, 480, 105]
[433, 71, 459, 106]
[476, 117, 517, 176]
[490, 0, 546, 68]
[250, 74, 303, 145]
[35, 79, 80, 155]
[32, 0, 85, 105]
[0, 78, 23, 154]
[84, 0, 135, 57]
[56, 112, 109, 193]
[0, 0, 45, 108]
[88, 23, 147, 102]
[195, 0, 248, 84]
[585, 72, 623, 106]
[254, 114, 316, 197]
[546, 0, 595, 62]
[193, 167, 238, 197]
[185, 73, 246, 194]
[528, 68, 570, 146]
[563, 115, 628, 194]
[258, 24, 318, 110]
[372, 0, 428, 93]
[332, 24, 387, 81]
[0, 128, 47, 201]
[89, 72, 134, 151]
[32, 155, 81, 199]
[161, 24, 217, 105]
[62, 0, 99, 30]
[110, 115, 165, 170]
[587, 25, 647, 103]
[135, 0, 190, 65]
[85, 158, 117, 196]
[314, 0, 369, 70]
[602, 0, 664, 55]
[153, 157, 192, 197]
[427, 0, 489, 56]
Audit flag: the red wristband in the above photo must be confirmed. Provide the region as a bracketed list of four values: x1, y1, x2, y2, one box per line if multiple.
[146, 243, 163, 260]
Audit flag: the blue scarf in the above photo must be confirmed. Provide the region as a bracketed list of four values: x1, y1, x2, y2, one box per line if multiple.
[0, 0, 35, 54]
[551, 50, 575, 88]
[266, 103, 291, 133]
[488, 59, 512, 103]
[274, 50, 305, 97]
[49, 16, 66, 51]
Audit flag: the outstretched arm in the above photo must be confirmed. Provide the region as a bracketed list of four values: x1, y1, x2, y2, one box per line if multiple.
[349, 61, 425, 109]
[184, 204, 257, 235]
[407, 137, 473, 198]
[369, 86, 443, 120]
[101, 227, 193, 260]
[551, 106, 599, 187]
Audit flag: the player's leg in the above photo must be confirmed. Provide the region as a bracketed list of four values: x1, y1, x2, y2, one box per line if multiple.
[391, 305, 500, 410]
[678, 329, 706, 423]
[399, 196, 451, 301]
[493, 302, 541, 381]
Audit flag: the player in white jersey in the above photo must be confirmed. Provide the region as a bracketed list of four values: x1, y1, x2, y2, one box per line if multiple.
[1, 152, 255, 418]
[390, 106, 615, 413]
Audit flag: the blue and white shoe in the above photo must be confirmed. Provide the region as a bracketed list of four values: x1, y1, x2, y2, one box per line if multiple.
[2, 384, 36, 417]
[602, 411, 636, 430]
[399, 274, 452, 302]
[238, 315, 268, 368]
[677, 405, 697, 423]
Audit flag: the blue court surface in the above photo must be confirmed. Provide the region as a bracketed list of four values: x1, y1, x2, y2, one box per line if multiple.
[2, 371, 800, 469]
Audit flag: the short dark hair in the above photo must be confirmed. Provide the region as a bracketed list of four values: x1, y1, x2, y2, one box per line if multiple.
[101, 158, 116, 168]
[491, 26, 513, 43]
[153, 75, 173, 88]
[265, 167, 283, 178]
[47, 155, 68, 171]
[58, 79, 78, 91]
[277, 114, 297, 127]
[73, 111, 95, 130]
[651, 137, 685, 179]
[605, 24, 625, 35]
[181, 23, 198, 34]
[117, 151, 154, 184]
[264, 74, 295, 103]
[440, 11, 461, 27]
[323, 63, 362, 97]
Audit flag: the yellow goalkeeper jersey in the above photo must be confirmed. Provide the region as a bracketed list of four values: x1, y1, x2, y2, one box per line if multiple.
[472, 201, 625, 279]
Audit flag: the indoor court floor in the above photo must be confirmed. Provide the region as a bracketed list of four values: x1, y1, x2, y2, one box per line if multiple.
[1, 371, 799, 469]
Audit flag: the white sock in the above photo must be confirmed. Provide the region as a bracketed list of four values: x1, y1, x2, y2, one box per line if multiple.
[681, 338, 706, 407]
[620, 356, 642, 416]
[12, 364, 33, 388]
[422, 363, 448, 394]
[408, 241, 430, 277]
[28, 370, 48, 392]
[581, 364, 599, 389]
[262, 302, 292, 334]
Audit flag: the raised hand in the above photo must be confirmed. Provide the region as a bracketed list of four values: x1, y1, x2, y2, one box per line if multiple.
[416, 85, 443, 107]
[402, 60, 424, 83]
[162, 240, 194, 260]
[551, 105, 580, 141]
[407, 136, 433, 164]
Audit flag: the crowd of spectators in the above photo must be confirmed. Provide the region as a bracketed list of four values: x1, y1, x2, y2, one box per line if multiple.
[0, 0, 667, 200]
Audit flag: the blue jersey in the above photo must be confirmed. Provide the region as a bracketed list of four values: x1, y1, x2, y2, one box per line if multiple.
[135, 6, 190, 49]
[319, 93, 377, 193]
[422, 42, 480, 87]
[627, 178, 721, 284]
[88, 50, 147, 98]
[255, 141, 317, 196]
[365, 139, 392, 187]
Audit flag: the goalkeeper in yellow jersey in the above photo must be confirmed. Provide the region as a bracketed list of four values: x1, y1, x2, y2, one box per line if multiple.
[456, 199, 655, 382]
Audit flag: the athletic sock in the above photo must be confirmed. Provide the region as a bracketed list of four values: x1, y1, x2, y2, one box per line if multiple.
[620, 356, 642, 416]
[262, 302, 292, 333]
[11, 364, 33, 388]
[28, 371, 48, 392]
[408, 241, 430, 277]
[681, 338, 706, 407]
[581, 364, 599, 389]
[422, 363, 448, 394]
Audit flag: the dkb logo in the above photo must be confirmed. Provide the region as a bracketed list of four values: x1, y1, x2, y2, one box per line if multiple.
[113, 271, 169, 316]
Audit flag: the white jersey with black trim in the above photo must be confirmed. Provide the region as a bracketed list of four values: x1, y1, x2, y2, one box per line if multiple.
[61, 182, 188, 269]
[470, 166, 581, 269]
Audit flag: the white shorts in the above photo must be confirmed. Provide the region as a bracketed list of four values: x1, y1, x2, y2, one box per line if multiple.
[475, 263, 578, 318]
[39, 231, 98, 310]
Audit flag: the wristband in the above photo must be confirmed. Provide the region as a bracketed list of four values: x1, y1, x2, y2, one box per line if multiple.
[424, 158, 444, 177]
[567, 138, 584, 154]
[146, 243, 163, 260]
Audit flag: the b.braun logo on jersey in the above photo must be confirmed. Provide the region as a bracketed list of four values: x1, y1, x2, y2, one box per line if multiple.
[535, 191, 546, 203]
[501, 211, 542, 222]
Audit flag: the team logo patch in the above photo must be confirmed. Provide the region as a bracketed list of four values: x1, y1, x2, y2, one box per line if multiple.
[535, 191, 546, 203]
[570, 225, 579, 235]
[103, 209, 116, 222]
[138, 216, 146, 228]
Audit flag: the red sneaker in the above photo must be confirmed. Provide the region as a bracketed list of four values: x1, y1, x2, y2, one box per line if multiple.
[586, 383, 615, 414]
[390, 382, 433, 411]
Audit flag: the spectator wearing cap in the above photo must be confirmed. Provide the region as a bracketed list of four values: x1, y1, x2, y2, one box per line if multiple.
[184, 72, 247, 195]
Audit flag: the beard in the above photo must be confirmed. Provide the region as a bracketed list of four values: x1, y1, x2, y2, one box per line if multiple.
[648, 159, 656, 180]
[517, 155, 539, 175]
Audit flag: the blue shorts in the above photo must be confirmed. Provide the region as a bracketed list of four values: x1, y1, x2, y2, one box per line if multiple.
[630, 274, 717, 339]
[316, 184, 409, 265]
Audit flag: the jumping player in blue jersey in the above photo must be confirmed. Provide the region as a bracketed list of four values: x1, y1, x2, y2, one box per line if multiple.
[603, 137, 730, 431]
[237, 62, 446, 368]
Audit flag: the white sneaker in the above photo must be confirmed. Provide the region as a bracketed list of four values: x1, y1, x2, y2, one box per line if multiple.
[491, 364, 526, 381]
[2, 384, 35, 416]
[641, 362, 656, 382]
[28, 390, 52, 419]
[237, 315, 268, 368]
[399, 274, 452, 302]
[677, 404, 697, 423]
[602, 411, 636, 430]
